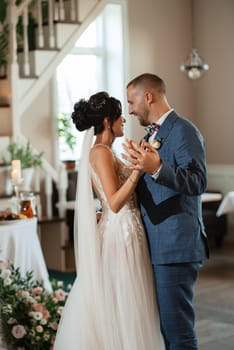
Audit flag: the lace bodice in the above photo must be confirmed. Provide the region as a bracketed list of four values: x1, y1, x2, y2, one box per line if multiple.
[90, 145, 138, 213]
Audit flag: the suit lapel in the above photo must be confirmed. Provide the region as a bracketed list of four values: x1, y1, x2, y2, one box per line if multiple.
[154, 111, 178, 147]
[140, 111, 179, 146]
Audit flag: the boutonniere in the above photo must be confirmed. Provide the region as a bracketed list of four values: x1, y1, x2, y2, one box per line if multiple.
[150, 137, 162, 150]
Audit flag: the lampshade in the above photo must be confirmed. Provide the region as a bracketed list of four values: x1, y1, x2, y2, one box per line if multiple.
[180, 48, 209, 80]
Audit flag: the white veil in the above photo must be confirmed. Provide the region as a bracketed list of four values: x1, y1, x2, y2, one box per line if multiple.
[74, 126, 100, 275]
[73, 126, 104, 346]
[54, 126, 104, 349]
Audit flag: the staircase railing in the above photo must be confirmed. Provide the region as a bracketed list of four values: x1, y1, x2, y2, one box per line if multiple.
[3, 0, 104, 218]
[7, 0, 80, 78]
[4, 0, 78, 218]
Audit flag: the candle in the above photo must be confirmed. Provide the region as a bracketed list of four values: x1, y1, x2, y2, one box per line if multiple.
[11, 160, 22, 182]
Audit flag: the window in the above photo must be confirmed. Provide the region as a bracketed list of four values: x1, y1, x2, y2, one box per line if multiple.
[56, 1, 127, 162]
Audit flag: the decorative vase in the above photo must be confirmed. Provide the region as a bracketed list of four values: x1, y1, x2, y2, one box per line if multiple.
[21, 168, 34, 191]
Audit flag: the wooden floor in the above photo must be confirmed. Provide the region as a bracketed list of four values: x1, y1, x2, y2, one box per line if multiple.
[195, 239, 234, 350]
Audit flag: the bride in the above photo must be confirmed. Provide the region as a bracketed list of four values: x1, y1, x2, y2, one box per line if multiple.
[54, 91, 165, 350]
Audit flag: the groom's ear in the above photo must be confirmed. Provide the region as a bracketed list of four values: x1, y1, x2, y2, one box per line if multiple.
[145, 91, 153, 104]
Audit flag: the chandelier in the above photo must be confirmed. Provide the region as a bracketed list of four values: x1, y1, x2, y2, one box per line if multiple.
[180, 48, 209, 80]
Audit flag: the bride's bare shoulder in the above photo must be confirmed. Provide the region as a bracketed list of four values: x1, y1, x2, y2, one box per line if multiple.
[91, 144, 113, 156]
[90, 144, 114, 164]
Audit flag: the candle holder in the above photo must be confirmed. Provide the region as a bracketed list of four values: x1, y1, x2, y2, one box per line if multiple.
[11, 178, 24, 198]
[11, 178, 24, 213]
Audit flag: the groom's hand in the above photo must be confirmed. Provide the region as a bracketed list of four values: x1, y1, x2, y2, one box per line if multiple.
[121, 139, 161, 174]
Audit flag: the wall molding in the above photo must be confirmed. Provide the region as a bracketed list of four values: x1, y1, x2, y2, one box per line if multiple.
[207, 163, 234, 194]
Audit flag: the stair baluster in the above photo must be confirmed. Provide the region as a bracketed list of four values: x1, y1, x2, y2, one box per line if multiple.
[23, 6, 30, 76]
[37, 0, 44, 48]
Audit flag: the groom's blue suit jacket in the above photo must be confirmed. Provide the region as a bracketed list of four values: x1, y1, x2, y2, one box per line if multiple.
[137, 111, 209, 265]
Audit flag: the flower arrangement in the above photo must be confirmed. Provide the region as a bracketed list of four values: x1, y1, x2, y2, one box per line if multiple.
[0, 261, 71, 350]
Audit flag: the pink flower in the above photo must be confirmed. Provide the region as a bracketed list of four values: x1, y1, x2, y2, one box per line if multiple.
[49, 322, 58, 331]
[33, 304, 50, 319]
[33, 303, 44, 312]
[55, 289, 66, 301]
[11, 325, 26, 339]
[32, 287, 43, 295]
[42, 309, 50, 319]
[0, 260, 9, 270]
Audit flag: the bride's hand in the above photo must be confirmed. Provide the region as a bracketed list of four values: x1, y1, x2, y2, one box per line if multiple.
[121, 139, 161, 173]
[140, 139, 155, 152]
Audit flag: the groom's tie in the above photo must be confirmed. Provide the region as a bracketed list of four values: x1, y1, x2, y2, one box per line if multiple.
[145, 123, 160, 136]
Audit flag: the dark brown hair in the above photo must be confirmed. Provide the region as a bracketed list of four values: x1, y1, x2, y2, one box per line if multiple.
[71, 91, 122, 135]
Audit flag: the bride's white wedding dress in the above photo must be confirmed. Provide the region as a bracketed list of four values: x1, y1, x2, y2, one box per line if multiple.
[54, 144, 165, 350]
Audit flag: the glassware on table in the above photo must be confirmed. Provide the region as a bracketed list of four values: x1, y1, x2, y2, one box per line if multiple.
[19, 192, 36, 218]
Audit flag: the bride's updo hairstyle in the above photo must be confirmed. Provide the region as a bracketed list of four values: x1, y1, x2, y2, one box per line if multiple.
[71, 91, 122, 135]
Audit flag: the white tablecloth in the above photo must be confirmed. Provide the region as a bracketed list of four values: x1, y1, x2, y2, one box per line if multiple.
[201, 192, 223, 203]
[216, 191, 234, 217]
[0, 217, 52, 292]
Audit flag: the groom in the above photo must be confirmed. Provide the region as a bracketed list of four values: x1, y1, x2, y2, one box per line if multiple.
[123, 73, 209, 350]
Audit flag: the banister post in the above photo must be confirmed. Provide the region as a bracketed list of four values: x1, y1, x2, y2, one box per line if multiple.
[7, 0, 20, 139]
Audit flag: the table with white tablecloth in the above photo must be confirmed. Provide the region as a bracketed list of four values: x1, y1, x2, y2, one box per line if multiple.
[0, 217, 52, 291]
[216, 191, 234, 217]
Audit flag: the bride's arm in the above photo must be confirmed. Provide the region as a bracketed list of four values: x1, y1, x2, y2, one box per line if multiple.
[90, 146, 140, 213]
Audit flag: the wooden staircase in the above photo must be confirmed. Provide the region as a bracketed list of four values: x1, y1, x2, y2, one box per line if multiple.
[0, 0, 107, 271]
[0, 0, 106, 136]
[0, 0, 106, 206]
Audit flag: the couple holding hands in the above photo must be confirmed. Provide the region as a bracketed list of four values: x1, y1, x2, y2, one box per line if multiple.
[54, 73, 209, 350]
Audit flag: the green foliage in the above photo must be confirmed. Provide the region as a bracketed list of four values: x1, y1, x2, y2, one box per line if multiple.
[58, 112, 77, 152]
[2, 141, 44, 169]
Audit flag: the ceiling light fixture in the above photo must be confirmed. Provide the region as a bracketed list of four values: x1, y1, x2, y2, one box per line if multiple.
[180, 48, 209, 80]
[180, 0, 209, 80]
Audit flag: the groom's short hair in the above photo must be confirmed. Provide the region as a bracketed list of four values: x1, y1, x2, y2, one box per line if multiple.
[127, 73, 166, 95]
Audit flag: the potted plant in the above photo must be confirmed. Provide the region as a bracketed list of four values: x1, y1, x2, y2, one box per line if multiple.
[58, 112, 77, 170]
[2, 141, 44, 191]
[2, 141, 43, 169]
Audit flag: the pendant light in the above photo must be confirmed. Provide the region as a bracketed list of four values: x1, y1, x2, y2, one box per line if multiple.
[180, 0, 209, 80]
[180, 48, 209, 80]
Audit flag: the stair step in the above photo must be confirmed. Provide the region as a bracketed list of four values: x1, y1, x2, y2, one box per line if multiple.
[38, 216, 65, 224]
[19, 74, 38, 79]
[61, 240, 74, 250]
[18, 50, 59, 77]
[0, 103, 10, 108]
[0, 107, 12, 136]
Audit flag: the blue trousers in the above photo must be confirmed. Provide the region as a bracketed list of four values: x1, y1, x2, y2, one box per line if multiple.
[153, 262, 202, 350]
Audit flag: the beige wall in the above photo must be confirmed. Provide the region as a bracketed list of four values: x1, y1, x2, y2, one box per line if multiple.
[22, 0, 234, 166]
[127, 0, 234, 165]
[195, 0, 234, 164]
[21, 81, 56, 166]
[126, 0, 194, 142]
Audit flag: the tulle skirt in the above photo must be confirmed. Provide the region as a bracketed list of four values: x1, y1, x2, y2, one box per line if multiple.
[54, 208, 165, 350]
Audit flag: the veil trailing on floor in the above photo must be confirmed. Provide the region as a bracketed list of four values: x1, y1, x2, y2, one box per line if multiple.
[54, 126, 105, 349]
